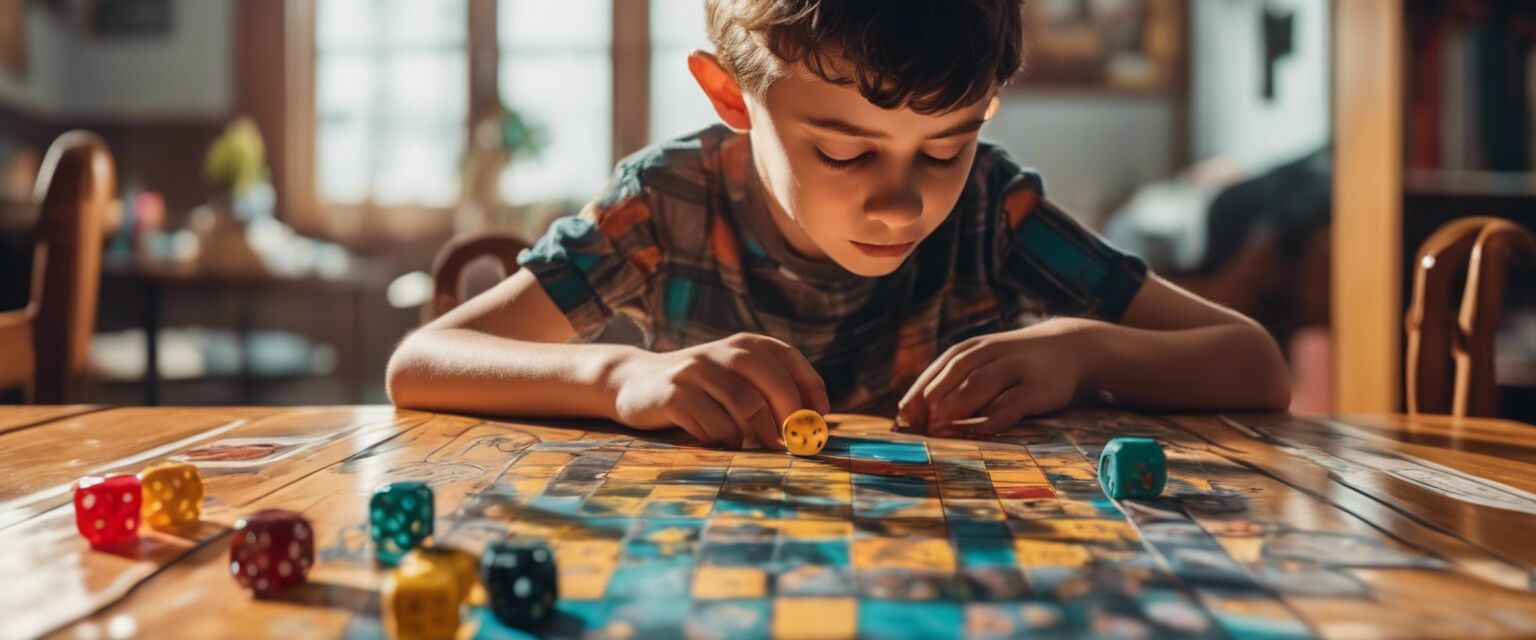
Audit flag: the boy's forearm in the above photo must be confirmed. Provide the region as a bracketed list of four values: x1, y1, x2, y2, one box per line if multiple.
[386, 328, 636, 419]
[1078, 319, 1290, 412]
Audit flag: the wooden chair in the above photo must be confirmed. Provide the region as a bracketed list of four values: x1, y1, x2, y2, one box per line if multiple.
[1405, 216, 1536, 417]
[0, 131, 115, 403]
[428, 231, 532, 320]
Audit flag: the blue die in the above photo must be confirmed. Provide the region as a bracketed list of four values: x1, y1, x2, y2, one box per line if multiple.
[371, 481, 435, 566]
[1098, 437, 1167, 499]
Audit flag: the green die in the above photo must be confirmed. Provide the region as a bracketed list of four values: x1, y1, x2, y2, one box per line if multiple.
[1098, 437, 1167, 499]
[371, 481, 435, 566]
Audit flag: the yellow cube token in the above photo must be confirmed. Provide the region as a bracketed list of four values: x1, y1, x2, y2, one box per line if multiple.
[782, 409, 828, 457]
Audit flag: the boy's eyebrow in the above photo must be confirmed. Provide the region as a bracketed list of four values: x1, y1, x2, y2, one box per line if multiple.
[805, 117, 987, 140]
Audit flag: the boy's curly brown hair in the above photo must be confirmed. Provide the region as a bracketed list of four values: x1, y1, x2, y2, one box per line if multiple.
[705, 0, 1025, 114]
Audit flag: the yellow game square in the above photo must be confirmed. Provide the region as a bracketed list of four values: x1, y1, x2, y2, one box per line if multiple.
[773, 598, 856, 639]
[555, 540, 620, 568]
[1047, 519, 1137, 542]
[648, 485, 717, 501]
[988, 469, 1049, 484]
[559, 565, 615, 600]
[731, 454, 793, 469]
[692, 566, 768, 599]
[852, 537, 955, 571]
[1013, 539, 1092, 567]
[517, 451, 576, 466]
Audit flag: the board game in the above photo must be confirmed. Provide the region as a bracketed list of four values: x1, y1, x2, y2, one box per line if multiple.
[4, 406, 1536, 639]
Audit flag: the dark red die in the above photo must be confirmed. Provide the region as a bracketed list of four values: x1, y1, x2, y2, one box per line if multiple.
[73, 474, 142, 549]
[230, 509, 315, 594]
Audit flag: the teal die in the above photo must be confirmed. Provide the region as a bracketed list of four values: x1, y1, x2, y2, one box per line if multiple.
[1098, 437, 1167, 499]
[371, 481, 435, 566]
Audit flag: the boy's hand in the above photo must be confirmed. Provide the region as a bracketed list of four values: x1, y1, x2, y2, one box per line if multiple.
[607, 333, 830, 450]
[897, 318, 1096, 437]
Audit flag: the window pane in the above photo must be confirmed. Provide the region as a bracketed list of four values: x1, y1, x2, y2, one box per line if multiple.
[375, 125, 462, 206]
[316, 0, 374, 52]
[500, 0, 610, 51]
[499, 53, 611, 205]
[315, 0, 468, 208]
[498, 0, 612, 206]
[381, 0, 466, 48]
[649, 0, 717, 144]
[383, 52, 466, 121]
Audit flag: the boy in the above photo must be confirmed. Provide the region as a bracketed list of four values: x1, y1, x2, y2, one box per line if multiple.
[387, 0, 1290, 450]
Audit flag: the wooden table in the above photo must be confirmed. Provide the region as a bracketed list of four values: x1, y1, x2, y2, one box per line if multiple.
[3, 406, 1536, 639]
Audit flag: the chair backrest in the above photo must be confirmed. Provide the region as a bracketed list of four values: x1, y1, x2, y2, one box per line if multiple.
[428, 231, 532, 321]
[4, 131, 115, 403]
[1405, 216, 1536, 417]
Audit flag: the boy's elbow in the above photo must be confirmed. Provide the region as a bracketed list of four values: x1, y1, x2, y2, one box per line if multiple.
[385, 331, 431, 409]
[1241, 322, 1292, 412]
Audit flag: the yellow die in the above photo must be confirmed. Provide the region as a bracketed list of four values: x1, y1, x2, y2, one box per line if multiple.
[782, 410, 828, 457]
[400, 546, 485, 606]
[138, 462, 203, 530]
[383, 561, 461, 640]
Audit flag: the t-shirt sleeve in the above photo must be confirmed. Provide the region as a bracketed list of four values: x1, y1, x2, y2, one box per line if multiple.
[516, 164, 664, 341]
[992, 166, 1149, 322]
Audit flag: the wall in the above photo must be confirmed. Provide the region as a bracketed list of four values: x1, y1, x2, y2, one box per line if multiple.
[0, 0, 232, 119]
[982, 95, 1176, 227]
[1191, 0, 1331, 171]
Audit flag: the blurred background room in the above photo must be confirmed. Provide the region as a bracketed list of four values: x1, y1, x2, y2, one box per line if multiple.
[0, 0, 1531, 421]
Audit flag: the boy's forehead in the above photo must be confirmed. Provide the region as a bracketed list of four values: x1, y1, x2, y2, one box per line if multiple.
[763, 61, 996, 135]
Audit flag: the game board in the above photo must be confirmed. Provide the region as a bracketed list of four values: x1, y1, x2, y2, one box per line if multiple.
[4, 406, 1536, 639]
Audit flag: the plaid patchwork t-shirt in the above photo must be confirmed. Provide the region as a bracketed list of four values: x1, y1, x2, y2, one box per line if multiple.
[519, 125, 1148, 413]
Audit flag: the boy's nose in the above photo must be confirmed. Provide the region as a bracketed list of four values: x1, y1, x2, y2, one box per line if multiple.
[863, 182, 924, 228]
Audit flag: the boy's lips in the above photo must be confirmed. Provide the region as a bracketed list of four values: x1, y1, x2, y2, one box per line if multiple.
[849, 240, 916, 257]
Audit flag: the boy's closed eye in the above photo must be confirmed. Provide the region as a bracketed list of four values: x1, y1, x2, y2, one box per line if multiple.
[811, 146, 970, 171]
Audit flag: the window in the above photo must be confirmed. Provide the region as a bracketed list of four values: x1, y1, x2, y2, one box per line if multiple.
[649, 0, 717, 144]
[314, 0, 468, 208]
[305, 1, 716, 221]
[498, 0, 613, 206]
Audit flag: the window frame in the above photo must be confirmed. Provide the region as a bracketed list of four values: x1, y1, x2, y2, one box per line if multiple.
[282, 0, 653, 245]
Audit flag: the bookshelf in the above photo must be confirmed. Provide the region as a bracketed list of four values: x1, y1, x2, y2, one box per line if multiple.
[1333, 0, 1536, 414]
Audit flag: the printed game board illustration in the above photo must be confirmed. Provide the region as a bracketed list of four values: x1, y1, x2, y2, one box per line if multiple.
[318, 412, 1536, 639]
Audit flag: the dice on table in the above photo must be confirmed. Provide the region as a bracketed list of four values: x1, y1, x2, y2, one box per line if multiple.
[781, 409, 828, 457]
[383, 558, 461, 640]
[1098, 436, 1168, 499]
[371, 481, 435, 566]
[401, 545, 484, 606]
[229, 509, 315, 594]
[73, 474, 141, 549]
[139, 461, 203, 530]
[480, 539, 558, 630]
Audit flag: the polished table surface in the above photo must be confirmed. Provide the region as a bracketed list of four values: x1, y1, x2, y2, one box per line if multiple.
[1, 406, 1535, 639]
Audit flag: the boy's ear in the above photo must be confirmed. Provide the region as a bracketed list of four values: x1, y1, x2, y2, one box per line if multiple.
[688, 51, 751, 131]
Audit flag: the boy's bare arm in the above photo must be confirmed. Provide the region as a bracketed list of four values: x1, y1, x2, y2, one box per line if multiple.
[1071, 276, 1291, 412]
[386, 270, 828, 449]
[387, 269, 651, 419]
[899, 275, 1291, 434]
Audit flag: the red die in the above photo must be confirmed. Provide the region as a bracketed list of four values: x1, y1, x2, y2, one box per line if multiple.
[73, 474, 142, 549]
[229, 509, 315, 594]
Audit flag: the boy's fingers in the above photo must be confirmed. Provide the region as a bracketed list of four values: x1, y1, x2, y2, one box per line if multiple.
[920, 343, 1005, 409]
[757, 337, 831, 414]
[699, 370, 783, 451]
[676, 387, 743, 449]
[972, 385, 1042, 436]
[669, 412, 717, 448]
[728, 349, 806, 432]
[899, 340, 978, 422]
[930, 361, 1017, 425]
